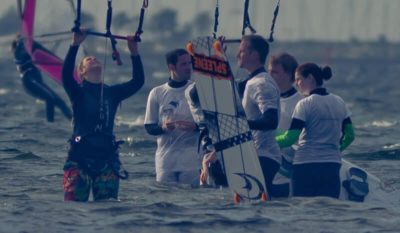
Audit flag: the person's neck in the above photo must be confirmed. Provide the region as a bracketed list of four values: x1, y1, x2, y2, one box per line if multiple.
[280, 86, 297, 98]
[247, 64, 264, 74]
[84, 78, 102, 84]
[84, 72, 102, 84]
[280, 83, 294, 93]
[168, 77, 188, 88]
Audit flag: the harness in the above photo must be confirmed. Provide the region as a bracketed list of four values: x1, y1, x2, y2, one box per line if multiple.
[68, 132, 128, 179]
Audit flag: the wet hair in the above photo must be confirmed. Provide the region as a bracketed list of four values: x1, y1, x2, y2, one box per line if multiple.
[269, 53, 298, 82]
[165, 48, 189, 66]
[296, 63, 332, 86]
[242, 35, 269, 64]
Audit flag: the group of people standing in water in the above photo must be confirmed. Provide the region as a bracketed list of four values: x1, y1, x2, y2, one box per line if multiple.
[12, 30, 354, 202]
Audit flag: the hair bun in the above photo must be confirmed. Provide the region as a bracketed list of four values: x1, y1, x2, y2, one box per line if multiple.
[321, 66, 332, 81]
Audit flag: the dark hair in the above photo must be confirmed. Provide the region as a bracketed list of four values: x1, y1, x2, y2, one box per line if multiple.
[269, 53, 298, 82]
[11, 34, 22, 52]
[242, 35, 269, 64]
[165, 48, 189, 66]
[296, 63, 332, 86]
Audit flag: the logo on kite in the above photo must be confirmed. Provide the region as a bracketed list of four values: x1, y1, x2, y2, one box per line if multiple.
[233, 172, 266, 200]
[191, 53, 232, 80]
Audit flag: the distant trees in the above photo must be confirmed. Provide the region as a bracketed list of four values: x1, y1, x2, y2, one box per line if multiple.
[78, 11, 96, 31]
[0, 6, 19, 36]
[146, 8, 179, 39]
[0, 4, 213, 47]
[143, 8, 212, 45]
[112, 12, 133, 33]
[192, 12, 213, 36]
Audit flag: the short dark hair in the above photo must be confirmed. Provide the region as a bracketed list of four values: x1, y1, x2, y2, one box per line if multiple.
[165, 48, 189, 66]
[269, 53, 298, 82]
[296, 63, 332, 86]
[242, 35, 269, 64]
[11, 34, 22, 52]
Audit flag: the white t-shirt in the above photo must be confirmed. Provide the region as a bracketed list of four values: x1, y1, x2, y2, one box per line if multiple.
[144, 81, 201, 174]
[277, 91, 304, 159]
[242, 72, 281, 163]
[292, 93, 350, 165]
[184, 83, 204, 124]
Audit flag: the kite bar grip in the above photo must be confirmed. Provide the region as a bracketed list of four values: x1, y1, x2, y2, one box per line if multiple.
[222, 39, 241, 44]
[86, 31, 128, 41]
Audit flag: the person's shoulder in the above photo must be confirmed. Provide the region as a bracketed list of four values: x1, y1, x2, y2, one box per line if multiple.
[184, 81, 196, 94]
[298, 95, 313, 106]
[329, 93, 346, 104]
[153, 82, 169, 90]
[149, 83, 168, 94]
[293, 91, 305, 100]
[255, 73, 279, 90]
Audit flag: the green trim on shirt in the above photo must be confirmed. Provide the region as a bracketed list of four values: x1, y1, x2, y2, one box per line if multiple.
[276, 129, 301, 149]
[340, 123, 355, 151]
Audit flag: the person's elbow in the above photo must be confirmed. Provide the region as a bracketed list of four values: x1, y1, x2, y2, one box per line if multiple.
[137, 76, 145, 89]
[270, 113, 279, 130]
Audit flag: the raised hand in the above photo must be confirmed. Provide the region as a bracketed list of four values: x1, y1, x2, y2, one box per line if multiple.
[126, 35, 139, 56]
[72, 28, 88, 46]
[200, 151, 217, 184]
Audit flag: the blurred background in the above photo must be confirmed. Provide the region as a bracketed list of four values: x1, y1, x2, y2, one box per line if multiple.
[2, 0, 400, 42]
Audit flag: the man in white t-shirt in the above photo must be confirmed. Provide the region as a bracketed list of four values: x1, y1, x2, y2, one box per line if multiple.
[144, 49, 201, 187]
[268, 52, 303, 196]
[237, 35, 281, 196]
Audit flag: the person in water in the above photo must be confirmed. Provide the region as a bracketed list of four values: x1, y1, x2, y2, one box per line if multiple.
[62, 30, 144, 201]
[276, 63, 355, 198]
[236, 34, 281, 197]
[144, 48, 201, 187]
[12, 35, 72, 122]
[268, 52, 303, 197]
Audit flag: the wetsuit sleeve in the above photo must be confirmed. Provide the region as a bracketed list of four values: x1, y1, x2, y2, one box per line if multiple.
[144, 123, 164, 135]
[62, 45, 80, 102]
[110, 55, 145, 102]
[247, 108, 278, 130]
[276, 118, 304, 148]
[185, 83, 205, 124]
[246, 78, 280, 130]
[340, 117, 355, 151]
[144, 88, 163, 135]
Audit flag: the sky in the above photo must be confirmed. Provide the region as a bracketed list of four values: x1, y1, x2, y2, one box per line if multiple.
[1, 0, 400, 42]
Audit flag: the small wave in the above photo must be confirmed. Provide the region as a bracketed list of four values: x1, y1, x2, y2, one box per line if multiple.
[116, 115, 144, 128]
[123, 138, 155, 149]
[383, 143, 400, 150]
[346, 149, 400, 160]
[359, 120, 398, 128]
[0, 88, 9, 95]
[13, 152, 42, 160]
[145, 202, 183, 209]
[0, 148, 23, 153]
[11, 138, 40, 144]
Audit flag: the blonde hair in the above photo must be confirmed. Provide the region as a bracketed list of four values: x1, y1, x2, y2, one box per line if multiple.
[77, 57, 87, 81]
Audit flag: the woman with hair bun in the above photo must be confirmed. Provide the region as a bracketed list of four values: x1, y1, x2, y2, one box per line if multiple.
[276, 63, 355, 198]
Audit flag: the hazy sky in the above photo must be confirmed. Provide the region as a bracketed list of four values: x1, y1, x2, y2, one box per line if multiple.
[2, 0, 400, 42]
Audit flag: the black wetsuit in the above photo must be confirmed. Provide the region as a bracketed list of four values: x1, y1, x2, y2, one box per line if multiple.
[12, 39, 72, 122]
[62, 45, 144, 172]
